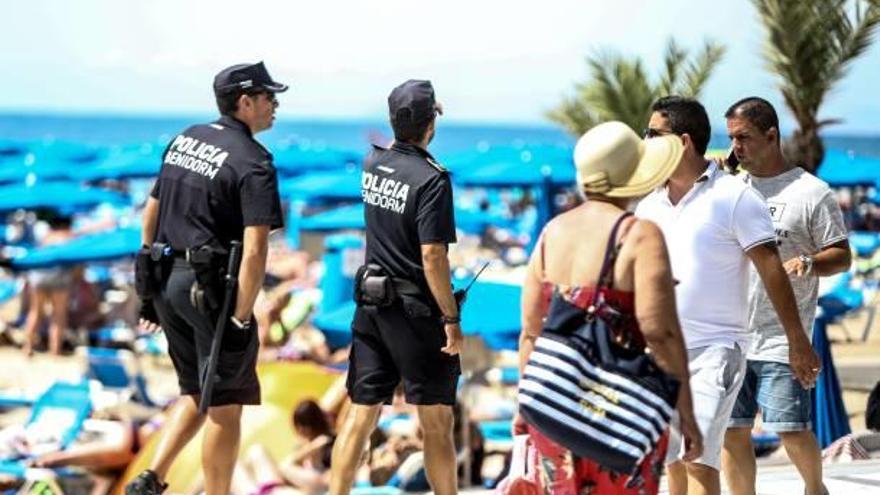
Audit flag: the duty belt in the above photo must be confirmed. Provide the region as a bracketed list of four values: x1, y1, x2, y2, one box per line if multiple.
[167, 246, 218, 265]
[391, 278, 424, 297]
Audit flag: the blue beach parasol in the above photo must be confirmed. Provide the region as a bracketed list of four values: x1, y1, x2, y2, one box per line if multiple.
[442, 143, 572, 176]
[848, 231, 880, 257]
[455, 165, 563, 252]
[9, 227, 141, 269]
[0, 140, 103, 184]
[454, 206, 516, 235]
[0, 157, 78, 184]
[298, 203, 511, 235]
[271, 145, 360, 176]
[279, 170, 362, 203]
[71, 145, 164, 181]
[280, 171, 363, 247]
[0, 181, 130, 214]
[299, 204, 365, 232]
[811, 314, 852, 448]
[312, 301, 358, 350]
[816, 150, 880, 187]
[0, 140, 28, 159]
[453, 160, 575, 188]
[0, 278, 21, 304]
[450, 144, 575, 252]
[312, 279, 522, 351]
[458, 280, 521, 350]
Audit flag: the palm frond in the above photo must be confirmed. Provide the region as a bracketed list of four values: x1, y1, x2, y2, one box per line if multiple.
[753, 0, 880, 171]
[547, 37, 725, 136]
[546, 95, 598, 136]
[657, 38, 687, 96]
[680, 41, 726, 97]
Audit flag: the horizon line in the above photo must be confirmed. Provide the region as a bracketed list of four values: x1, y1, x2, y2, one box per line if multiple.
[0, 108, 562, 131]
[0, 109, 878, 138]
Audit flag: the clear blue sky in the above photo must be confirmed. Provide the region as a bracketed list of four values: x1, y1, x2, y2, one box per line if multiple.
[2, 0, 878, 134]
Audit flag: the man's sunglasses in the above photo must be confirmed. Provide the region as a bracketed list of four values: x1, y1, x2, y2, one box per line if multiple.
[643, 128, 675, 139]
[247, 91, 277, 104]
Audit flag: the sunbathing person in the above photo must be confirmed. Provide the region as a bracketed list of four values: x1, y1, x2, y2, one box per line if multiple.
[232, 399, 335, 495]
[254, 249, 314, 351]
[0, 402, 175, 494]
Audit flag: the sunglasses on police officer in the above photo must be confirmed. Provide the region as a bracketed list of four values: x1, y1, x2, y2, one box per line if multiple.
[245, 90, 277, 104]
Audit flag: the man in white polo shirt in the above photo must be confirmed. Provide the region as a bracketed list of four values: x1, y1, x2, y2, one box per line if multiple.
[721, 97, 850, 495]
[635, 96, 820, 495]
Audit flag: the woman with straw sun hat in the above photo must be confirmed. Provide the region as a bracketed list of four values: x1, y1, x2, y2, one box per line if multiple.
[513, 122, 702, 494]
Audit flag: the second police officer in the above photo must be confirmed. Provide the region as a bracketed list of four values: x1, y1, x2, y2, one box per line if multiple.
[330, 80, 464, 495]
[128, 62, 286, 495]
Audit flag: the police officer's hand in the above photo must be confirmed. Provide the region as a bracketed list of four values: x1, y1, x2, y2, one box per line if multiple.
[138, 300, 162, 334]
[441, 322, 464, 355]
[138, 318, 162, 334]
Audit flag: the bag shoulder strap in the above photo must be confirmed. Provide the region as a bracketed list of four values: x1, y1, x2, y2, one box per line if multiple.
[591, 212, 633, 305]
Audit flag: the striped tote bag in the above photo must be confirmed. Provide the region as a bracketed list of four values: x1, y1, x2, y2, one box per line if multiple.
[518, 213, 679, 474]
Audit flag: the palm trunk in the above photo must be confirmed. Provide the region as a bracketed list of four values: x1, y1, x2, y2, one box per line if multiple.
[784, 121, 825, 174]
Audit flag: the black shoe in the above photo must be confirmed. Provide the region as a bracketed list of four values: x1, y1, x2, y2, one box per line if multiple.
[125, 470, 168, 495]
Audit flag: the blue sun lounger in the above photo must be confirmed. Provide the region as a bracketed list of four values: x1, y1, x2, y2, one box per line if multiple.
[0, 380, 92, 478]
[84, 347, 159, 408]
[0, 278, 21, 305]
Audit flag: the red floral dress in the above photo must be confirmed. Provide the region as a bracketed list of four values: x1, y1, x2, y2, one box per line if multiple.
[529, 283, 668, 495]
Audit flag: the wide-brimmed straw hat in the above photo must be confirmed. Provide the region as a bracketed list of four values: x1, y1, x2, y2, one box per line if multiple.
[574, 121, 683, 198]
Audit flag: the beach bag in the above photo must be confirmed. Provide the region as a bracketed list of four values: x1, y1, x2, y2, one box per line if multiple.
[497, 435, 541, 495]
[517, 212, 680, 474]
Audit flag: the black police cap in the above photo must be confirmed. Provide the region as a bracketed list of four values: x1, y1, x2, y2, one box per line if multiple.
[213, 61, 288, 96]
[388, 80, 442, 127]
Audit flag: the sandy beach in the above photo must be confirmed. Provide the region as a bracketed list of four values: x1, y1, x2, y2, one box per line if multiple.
[3, 286, 878, 428]
[1, 289, 879, 494]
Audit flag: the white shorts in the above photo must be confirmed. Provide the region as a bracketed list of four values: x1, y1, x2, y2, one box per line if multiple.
[665, 343, 747, 470]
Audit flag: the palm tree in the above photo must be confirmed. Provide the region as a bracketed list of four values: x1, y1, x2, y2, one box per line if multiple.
[753, 0, 880, 173]
[547, 39, 725, 136]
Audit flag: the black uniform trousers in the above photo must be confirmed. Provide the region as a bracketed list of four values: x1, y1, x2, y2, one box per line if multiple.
[347, 296, 461, 406]
[154, 258, 260, 407]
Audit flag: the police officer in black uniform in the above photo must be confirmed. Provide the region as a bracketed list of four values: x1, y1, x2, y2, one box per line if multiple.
[126, 62, 286, 495]
[330, 80, 464, 495]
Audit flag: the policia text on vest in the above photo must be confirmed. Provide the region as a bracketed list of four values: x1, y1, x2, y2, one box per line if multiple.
[163, 134, 230, 180]
[362, 171, 411, 214]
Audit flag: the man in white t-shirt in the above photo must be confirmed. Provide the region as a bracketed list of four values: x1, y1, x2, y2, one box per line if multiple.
[636, 96, 820, 495]
[721, 97, 851, 495]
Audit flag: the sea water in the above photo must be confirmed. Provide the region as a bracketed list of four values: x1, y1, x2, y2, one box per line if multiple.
[1, 113, 877, 160]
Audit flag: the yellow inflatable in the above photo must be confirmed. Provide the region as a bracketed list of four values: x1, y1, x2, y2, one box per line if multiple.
[112, 361, 341, 494]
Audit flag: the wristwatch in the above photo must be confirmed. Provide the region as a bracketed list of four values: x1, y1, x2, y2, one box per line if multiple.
[798, 254, 814, 275]
[440, 314, 461, 325]
[230, 316, 252, 329]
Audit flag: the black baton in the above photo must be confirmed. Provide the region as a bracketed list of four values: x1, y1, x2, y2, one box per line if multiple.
[198, 241, 243, 414]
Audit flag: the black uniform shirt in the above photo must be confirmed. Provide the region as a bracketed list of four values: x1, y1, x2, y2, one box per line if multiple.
[150, 115, 284, 251]
[362, 141, 457, 291]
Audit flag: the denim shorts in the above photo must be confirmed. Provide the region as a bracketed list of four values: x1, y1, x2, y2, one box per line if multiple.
[728, 360, 812, 432]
